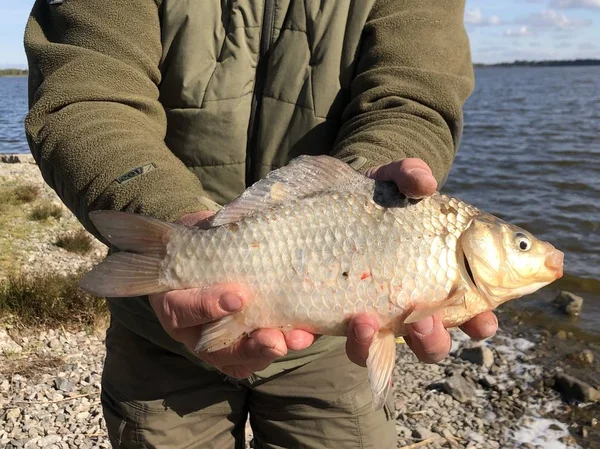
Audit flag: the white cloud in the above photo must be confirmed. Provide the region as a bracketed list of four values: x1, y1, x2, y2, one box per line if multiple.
[504, 26, 535, 37]
[550, 0, 600, 9]
[518, 9, 592, 30]
[465, 8, 502, 26]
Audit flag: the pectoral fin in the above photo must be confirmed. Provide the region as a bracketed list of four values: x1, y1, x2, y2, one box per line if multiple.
[366, 329, 396, 410]
[403, 286, 468, 324]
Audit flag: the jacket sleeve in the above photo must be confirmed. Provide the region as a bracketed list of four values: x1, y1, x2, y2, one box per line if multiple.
[331, 0, 475, 186]
[24, 0, 220, 241]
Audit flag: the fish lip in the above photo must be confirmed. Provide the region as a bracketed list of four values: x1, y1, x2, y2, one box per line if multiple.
[545, 249, 564, 279]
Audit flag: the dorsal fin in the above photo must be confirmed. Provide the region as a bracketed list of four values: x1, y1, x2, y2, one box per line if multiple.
[210, 155, 368, 226]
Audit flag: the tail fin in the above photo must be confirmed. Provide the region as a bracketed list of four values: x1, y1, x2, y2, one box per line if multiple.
[89, 210, 176, 256]
[79, 211, 178, 297]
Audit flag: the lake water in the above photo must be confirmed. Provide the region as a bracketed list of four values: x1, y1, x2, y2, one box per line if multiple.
[1, 68, 599, 337]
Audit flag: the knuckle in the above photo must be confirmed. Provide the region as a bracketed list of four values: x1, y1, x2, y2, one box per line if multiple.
[190, 288, 219, 322]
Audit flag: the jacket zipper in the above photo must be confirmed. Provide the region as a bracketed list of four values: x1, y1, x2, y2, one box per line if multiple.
[246, 0, 276, 187]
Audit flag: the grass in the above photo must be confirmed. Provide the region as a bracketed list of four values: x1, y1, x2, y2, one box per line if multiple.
[0, 184, 40, 208]
[28, 201, 63, 221]
[12, 185, 40, 203]
[0, 270, 107, 328]
[55, 230, 93, 255]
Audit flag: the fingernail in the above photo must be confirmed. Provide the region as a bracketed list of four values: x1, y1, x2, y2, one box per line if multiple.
[219, 293, 243, 312]
[407, 168, 430, 178]
[353, 324, 375, 343]
[409, 316, 434, 336]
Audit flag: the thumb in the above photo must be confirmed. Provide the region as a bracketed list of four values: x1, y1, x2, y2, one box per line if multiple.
[149, 283, 251, 331]
[365, 158, 437, 199]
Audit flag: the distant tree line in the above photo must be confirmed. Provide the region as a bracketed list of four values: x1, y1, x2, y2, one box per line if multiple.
[0, 69, 28, 76]
[474, 59, 600, 68]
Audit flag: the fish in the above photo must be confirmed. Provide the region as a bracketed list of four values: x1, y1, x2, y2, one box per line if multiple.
[80, 155, 564, 409]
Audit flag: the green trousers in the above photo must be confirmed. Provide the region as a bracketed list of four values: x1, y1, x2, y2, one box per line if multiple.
[101, 318, 396, 449]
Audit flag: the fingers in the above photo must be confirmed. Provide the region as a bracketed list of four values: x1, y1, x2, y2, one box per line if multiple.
[149, 284, 251, 334]
[404, 313, 452, 364]
[283, 329, 317, 351]
[459, 311, 498, 340]
[365, 158, 437, 199]
[198, 328, 289, 378]
[175, 210, 216, 228]
[345, 314, 380, 367]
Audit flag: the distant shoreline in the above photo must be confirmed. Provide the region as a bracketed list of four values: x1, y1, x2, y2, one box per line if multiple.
[0, 69, 28, 77]
[2, 59, 600, 75]
[474, 59, 600, 68]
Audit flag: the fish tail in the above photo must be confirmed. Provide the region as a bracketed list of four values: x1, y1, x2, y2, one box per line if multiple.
[367, 329, 396, 410]
[195, 314, 252, 353]
[79, 211, 177, 297]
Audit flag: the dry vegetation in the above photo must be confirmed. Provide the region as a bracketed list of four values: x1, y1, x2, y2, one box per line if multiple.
[0, 163, 108, 330]
[28, 201, 63, 221]
[55, 230, 93, 255]
[0, 270, 108, 329]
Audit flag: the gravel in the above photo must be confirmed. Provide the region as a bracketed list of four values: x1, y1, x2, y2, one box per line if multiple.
[0, 325, 583, 449]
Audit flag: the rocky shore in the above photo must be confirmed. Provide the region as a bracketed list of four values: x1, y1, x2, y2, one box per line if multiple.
[1, 155, 598, 449]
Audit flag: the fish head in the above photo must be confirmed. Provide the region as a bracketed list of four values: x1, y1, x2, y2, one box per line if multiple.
[460, 215, 563, 306]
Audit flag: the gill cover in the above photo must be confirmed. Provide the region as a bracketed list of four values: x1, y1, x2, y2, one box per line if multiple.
[460, 214, 563, 304]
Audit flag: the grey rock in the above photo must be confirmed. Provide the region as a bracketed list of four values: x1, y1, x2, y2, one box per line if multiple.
[576, 349, 594, 365]
[0, 329, 23, 354]
[553, 373, 600, 402]
[552, 291, 584, 316]
[53, 377, 73, 393]
[37, 435, 61, 447]
[434, 375, 477, 403]
[458, 346, 494, 368]
[555, 330, 568, 340]
[5, 408, 21, 420]
[478, 375, 497, 389]
[412, 426, 437, 441]
[47, 339, 60, 349]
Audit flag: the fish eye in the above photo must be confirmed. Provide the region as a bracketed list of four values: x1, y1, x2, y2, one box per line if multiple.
[515, 232, 531, 252]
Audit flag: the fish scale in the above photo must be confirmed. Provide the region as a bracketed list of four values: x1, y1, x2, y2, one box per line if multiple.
[80, 154, 563, 410]
[158, 190, 476, 336]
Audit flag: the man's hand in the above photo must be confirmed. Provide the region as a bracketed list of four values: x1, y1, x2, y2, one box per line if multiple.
[149, 210, 316, 379]
[344, 158, 499, 366]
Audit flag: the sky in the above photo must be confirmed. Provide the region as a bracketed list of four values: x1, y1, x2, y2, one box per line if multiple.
[0, 0, 599, 67]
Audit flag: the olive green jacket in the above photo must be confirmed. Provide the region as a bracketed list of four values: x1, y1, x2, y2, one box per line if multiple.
[24, 0, 474, 379]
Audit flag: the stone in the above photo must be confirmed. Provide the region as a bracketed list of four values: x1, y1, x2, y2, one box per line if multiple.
[53, 377, 74, 393]
[552, 291, 583, 317]
[6, 408, 21, 420]
[458, 346, 494, 368]
[37, 435, 61, 447]
[478, 375, 497, 389]
[47, 339, 60, 350]
[436, 375, 477, 403]
[555, 330, 568, 340]
[411, 426, 437, 441]
[0, 329, 23, 354]
[553, 373, 600, 403]
[576, 349, 594, 365]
